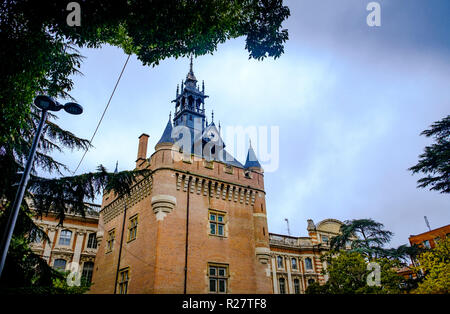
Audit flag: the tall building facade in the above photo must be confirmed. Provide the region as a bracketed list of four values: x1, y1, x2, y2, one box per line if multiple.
[268, 219, 344, 294]
[90, 60, 273, 293]
[30, 203, 100, 285]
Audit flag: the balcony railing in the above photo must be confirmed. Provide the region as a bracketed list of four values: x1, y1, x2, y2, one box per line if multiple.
[269, 233, 313, 247]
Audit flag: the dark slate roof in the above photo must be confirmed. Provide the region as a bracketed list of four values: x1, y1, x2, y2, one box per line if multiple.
[222, 149, 244, 168]
[244, 145, 261, 169]
[157, 119, 175, 145]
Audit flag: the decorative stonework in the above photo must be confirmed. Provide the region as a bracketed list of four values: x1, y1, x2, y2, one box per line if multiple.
[255, 247, 271, 264]
[174, 172, 258, 206]
[151, 195, 177, 221]
[102, 176, 152, 224]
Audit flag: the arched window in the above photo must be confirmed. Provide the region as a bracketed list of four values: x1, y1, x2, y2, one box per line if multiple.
[294, 278, 300, 294]
[305, 257, 313, 270]
[291, 258, 298, 270]
[279, 277, 286, 294]
[82, 262, 94, 285]
[59, 230, 72, 246]
[53, 259, 67, 271]
[277, 256, 283, 269]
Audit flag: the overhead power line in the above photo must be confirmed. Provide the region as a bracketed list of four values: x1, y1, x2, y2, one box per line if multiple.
[72, 54, 131, 175]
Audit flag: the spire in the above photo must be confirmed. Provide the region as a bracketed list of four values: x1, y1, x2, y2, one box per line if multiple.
[202, 80, 205, 93]
[176, 84, 179, 97]
[211, 110, 214, 124]
[244, 140, 261, 169]
[114, 161, 118, 174]
[157, 116, 175, 146]
[185, 56, 197, 85]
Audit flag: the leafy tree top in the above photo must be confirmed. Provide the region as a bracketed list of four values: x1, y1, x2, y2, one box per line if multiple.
[409, 115, 450, 194]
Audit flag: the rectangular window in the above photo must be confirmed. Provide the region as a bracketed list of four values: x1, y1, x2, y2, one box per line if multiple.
[291, 258, 298, 270]
[322, 235, 329, 244]
[81, 262, 94, 285]
[423, 240, 431, 249]
[106, 229, 115, 253]
[277, 256, 284, 269]
[118, 268, 129, 294]
[294, 279, 300, 294]
[87, 233, 97, 249]
[209, 210, 225, 237]
[208, 263, 228, 293]
[128, 215, 138, 242]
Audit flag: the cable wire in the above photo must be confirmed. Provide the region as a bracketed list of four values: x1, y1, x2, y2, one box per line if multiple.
[72, 54, 131, 175]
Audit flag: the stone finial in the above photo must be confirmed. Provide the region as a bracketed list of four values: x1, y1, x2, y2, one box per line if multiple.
[307, 219, 316, 231]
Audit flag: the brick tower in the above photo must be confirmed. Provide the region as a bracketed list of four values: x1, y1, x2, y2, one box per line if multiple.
[90, 59, 272, 294]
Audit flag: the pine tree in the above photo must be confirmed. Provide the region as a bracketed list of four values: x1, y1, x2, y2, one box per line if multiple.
[409, 115, 450, 194]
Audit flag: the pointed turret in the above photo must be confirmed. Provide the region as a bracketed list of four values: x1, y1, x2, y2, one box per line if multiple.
[156, 115, 175, 148]
[244, 141, 262, 170]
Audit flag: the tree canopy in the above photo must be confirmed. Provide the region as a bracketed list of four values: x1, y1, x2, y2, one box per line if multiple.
[306, 251, 404, 294]
[412, 237, 450, 294]
[409, 115, 450, 194]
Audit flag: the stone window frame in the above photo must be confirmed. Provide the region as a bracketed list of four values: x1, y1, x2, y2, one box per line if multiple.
[276, 255, 284, 270]
[208, 262, 229, 294]
[291, 257, 298, 271]
[208, 209, 227, 238]
[81, 261, 94, 285]
[58, 229, 73, 246]
[53, 258, 67, 271]
[127, 214, 138, 242]
[278, 276, 287, 294]
[106, 229, 115, 253]
[293, 277, 301, 294]
[117, 267, 130, 294]
[304, 257, 314, 271]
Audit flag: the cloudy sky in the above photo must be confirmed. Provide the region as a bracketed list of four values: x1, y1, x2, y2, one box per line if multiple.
[52, 0, 450, 247]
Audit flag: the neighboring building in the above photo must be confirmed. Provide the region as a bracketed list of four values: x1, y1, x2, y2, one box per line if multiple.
[394, 224, 450, 280]
[268, 219, 344, 294]
[409, 224, 450, 250]
[30, 203, 100, 285]
[90, 59, 272, 294]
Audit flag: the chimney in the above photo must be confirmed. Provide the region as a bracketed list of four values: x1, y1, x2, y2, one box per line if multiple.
[136, 133, 149, 166]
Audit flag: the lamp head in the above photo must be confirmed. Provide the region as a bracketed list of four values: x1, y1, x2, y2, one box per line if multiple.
[34, 95, 83, 115]
[63, 102, 83, 115]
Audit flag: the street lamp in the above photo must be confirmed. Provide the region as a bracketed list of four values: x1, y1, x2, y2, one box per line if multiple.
[0, 95, 83, 278]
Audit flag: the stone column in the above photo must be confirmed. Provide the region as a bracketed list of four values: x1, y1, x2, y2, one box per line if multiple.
[286, 256, 294, 294]
[43, 227, 56, 262]
[72, 231, 86, 267]
[271, 257, 278, 294]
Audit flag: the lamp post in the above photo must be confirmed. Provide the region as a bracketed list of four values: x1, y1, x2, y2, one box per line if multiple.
[0, 95, 83, 278]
